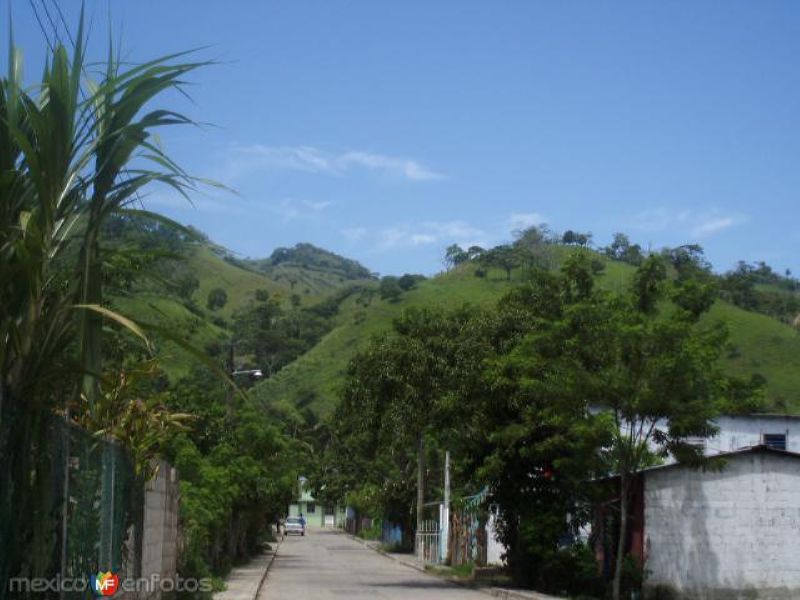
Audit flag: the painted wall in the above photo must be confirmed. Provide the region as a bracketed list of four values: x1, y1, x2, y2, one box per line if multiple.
[644, 452, 800, 599]
[287, 501, 344, 527]
[485, 513, 505, 566]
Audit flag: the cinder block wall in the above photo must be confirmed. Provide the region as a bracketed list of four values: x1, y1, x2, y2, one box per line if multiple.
[644, 452, 800, 599]
[138, 460, 180, 600]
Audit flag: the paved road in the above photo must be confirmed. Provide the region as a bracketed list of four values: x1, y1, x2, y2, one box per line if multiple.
[258, 529, 489, 600]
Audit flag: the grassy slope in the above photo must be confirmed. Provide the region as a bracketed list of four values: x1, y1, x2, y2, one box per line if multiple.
[252, 265, 518, 416]
[189, 246, 298, 316]
[113, 294, 228, 381]
[709, 302, 800, 411]
[114, 245, 279, 380]
[114, 243, 376, 381]
[254, 249, 800, 416]
[113, 240, 800, 414]
[260, 262, 374, 299]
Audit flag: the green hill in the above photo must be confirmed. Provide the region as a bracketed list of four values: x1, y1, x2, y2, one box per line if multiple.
[252, 249, 800, 416]
[243, 243, 377, 298]
[108, 222, 799, 415]
[251, 263, 519, 416]
[112, 238, 376, 381]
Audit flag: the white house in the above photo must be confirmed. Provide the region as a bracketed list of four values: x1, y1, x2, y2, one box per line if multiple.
[639, 413, 800, 462]
[701, 414, 799, 454]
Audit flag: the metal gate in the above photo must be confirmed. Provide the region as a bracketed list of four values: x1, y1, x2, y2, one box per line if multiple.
[415, 520, 441, 565]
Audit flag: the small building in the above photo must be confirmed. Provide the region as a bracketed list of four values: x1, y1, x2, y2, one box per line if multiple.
[287, 477, 345, 528]
[631, 413, 800, 463]
[596, 446, 800, 599]
[702, 414, 800, 454]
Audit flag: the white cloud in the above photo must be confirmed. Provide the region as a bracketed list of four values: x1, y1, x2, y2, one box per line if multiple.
[269, 198, 332, 221]
[377, 220, 488, 249]
[691, 216, 736, 238]
[626, 207, 746, 239]
[223, 145, 444, 182]
[626, 207, 673, 232]
[509, 212, 547, 231]
[337, 151, 444, 181]
[409, 233, 438, 245]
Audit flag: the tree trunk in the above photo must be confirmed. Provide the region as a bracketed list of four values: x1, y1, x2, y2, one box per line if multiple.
[612, 475, 629, 600]
[416, 434, 425, 537]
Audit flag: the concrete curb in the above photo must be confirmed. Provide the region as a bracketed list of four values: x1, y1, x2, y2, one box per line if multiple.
[348, 535, 427, 573]
[485, 588, 563, 600]
[214, 540, 282, 600]
[253, 540, 281, 599]
[346, 532, 560, 600]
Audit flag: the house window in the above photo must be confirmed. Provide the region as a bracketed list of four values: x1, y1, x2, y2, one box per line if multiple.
[325, 505, 335, 515]
[307, 503, 316, 514]
[763, 433, 787, 450]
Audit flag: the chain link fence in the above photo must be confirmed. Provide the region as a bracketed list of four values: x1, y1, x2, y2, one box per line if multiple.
[1, 401, 143, 599]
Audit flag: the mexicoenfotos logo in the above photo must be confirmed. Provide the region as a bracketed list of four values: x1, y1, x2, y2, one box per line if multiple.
[8, 573, 213, 594]
[91, 571, 119, 597]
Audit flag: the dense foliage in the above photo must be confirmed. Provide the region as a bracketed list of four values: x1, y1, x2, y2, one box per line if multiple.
[323, 249, 762, 598]
[161, 367, 302, 593]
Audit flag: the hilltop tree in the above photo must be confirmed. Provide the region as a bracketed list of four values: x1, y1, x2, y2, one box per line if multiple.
[605, 232, 645, 266]
[512, 225, 555, 270]
[444, 244, 469, 270]
[379, 276, 404, 302]
[398, 273, 424, 291]
[207, 287, 229, 311]
[466, 245, 485, 260]
[480, 245, 518, 280]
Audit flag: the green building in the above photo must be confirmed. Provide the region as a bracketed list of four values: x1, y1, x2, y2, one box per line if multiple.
[288, 477, 345, 528]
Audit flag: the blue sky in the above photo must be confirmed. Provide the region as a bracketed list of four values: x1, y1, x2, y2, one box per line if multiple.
[7, 1, 800, 276]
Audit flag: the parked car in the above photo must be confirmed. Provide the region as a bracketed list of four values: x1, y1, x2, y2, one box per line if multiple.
[284, 516, 306, 536]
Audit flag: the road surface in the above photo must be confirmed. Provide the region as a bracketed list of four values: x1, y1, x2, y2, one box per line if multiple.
[258, 528, 490, 600]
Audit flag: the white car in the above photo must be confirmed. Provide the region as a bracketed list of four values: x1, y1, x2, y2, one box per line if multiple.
[284, 517, 306, 536]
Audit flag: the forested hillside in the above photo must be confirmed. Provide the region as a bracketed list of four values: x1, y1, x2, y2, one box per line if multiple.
[106, 217, 800, 415]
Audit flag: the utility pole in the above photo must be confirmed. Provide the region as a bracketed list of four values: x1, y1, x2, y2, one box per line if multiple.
[441, 450, 450, 564]
[416, 434, 425, 548]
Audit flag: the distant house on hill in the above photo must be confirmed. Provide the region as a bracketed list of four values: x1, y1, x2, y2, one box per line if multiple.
[692, 414, 800, 454]
[287, 477, 345, 528]
[595, 445, 800, 599]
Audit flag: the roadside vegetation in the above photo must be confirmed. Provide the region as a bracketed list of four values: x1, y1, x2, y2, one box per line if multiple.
[318, 246, 765, 599]
[0, 20, 305, 599]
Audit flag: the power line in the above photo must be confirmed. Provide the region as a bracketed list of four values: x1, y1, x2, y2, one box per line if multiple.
[27, 0, 55, 52]
[38, 0, 61, 47]
[48, 0, 75, 48]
